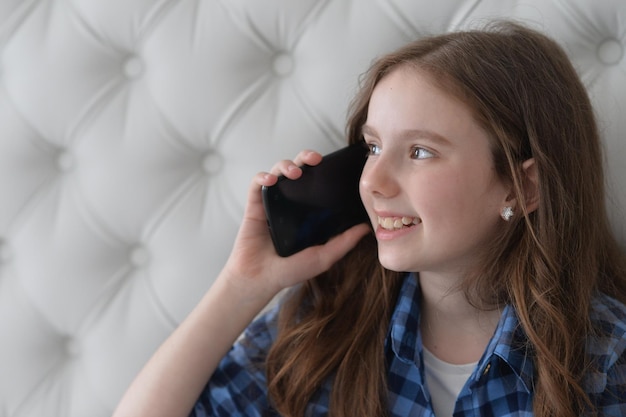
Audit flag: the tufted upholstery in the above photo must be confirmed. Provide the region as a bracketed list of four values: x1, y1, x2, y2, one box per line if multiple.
[0, 1, 625, 416]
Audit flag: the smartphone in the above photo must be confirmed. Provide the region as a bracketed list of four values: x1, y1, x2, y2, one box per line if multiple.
[262, 142, 370, 257]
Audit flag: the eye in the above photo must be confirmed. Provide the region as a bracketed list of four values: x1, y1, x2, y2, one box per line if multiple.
[366, 142, 381, 156]
[411, 146, 435, 160]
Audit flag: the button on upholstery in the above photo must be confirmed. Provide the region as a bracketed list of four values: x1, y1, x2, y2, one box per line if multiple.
[597, 38, 624, 65]
[64, 336, 80, 358]
[124, 55, 144, 79]
[56, 150, 75, 172]
[202, 151, 223, 175]
[129, 245, 150, 267]
[273, 52, 294, 77]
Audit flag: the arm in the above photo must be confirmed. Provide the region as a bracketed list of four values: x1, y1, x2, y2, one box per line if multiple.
[111, 151, 370, 417]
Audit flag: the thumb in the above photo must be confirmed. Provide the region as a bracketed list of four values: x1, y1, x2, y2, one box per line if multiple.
[296, 223, 371, 272]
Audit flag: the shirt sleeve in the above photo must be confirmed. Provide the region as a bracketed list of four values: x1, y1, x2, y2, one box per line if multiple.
[588, 294, 626, 415]
[190, 305, 280, 417]
[596, 354, 626, 416]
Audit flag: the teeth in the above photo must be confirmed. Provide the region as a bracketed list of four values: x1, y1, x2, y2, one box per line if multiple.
[381, 217, 394, 229]
[378, 216, 418, 230]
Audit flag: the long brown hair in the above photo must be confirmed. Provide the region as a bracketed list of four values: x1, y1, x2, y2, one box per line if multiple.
[266, 21, 626, 416]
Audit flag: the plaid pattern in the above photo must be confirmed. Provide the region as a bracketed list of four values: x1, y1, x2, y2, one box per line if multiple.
[192, 273, 626, 416]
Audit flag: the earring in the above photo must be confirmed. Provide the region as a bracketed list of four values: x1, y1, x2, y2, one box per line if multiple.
[501, 206, 514, 221]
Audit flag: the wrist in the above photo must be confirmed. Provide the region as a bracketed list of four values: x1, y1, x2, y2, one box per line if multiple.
[209, 268, 279, 319]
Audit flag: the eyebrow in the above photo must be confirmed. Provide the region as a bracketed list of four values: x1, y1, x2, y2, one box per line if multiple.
[361, 124, 452, 147]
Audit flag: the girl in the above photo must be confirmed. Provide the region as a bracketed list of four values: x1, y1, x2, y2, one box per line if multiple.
[112, 21, 626, 417]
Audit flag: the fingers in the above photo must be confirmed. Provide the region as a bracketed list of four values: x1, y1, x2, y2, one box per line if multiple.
[270, 161, 303, 180]
[288, 223, 371, 276]
[267, 150, 323, 179]
[293, 149, 323, 168]
[244, 149, 323, 216]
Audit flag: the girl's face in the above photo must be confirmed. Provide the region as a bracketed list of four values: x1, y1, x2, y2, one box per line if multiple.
[359, 66, 509, 278]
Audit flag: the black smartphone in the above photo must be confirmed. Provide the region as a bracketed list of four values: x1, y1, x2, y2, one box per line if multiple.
[262, 142, 370, 257]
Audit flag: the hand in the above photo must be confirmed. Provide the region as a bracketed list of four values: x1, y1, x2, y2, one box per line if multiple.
[221, 150, 371, 303]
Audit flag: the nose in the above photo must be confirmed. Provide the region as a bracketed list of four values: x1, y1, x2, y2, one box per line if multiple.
[359, 156, 400, 199]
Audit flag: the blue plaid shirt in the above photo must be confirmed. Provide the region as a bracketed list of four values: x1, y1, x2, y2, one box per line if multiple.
[192, 273, 626, 416]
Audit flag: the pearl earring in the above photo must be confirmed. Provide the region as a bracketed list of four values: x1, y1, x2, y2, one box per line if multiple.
[501, 206, 514, 221]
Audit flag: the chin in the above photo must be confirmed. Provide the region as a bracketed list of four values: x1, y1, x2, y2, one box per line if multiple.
[377, 250, 417, 273]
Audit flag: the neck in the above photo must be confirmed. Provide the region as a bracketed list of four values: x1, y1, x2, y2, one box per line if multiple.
[418, 272, 501, 364]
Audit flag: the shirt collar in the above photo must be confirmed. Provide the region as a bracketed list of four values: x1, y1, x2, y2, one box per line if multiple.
[387, 273, 535, 393]
[388, 273, 422, 366]
[473, 304, 535, 393]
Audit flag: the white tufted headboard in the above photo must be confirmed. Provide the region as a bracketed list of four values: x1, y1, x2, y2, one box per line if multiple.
[1, 1, 624, 416]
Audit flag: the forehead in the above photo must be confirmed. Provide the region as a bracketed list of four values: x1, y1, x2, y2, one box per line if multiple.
[365, 66, 486, 147]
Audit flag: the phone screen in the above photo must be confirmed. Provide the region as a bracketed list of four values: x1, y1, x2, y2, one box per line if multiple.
[262, 142, 370, 257]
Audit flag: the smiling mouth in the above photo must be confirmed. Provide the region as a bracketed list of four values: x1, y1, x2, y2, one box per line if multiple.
[377, 216, 420, 231]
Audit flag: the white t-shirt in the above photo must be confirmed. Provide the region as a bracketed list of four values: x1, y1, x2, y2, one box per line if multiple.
[423, 347, 478, 417]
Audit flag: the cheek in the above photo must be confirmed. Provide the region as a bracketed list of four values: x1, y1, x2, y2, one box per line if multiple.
[358, 179, 376, 226]
[358, 165, 376, 208]
[358, 179, 368, 207]
[416, 170, 497, 221]
[413, 172, 464, 207]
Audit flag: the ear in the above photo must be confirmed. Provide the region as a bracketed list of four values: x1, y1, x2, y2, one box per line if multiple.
[503, 158, 540, 216]
[520, 158, 539, 214]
